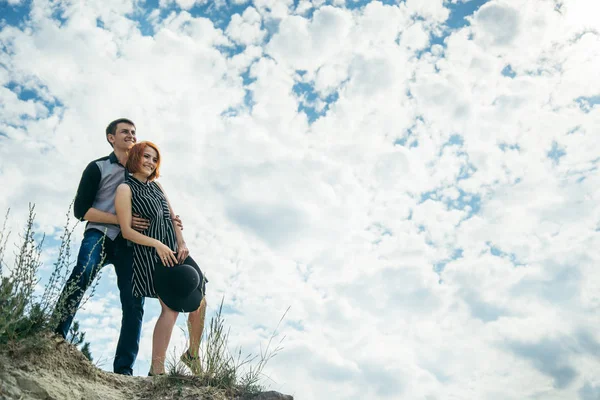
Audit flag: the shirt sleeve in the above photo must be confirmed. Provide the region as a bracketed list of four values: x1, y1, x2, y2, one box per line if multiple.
[73, 161, 101, 221]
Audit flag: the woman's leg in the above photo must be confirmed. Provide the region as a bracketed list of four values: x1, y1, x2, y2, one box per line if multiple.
[181, 297, 207, 374]
[151, 298, 179, 374]
[181, 255, 208, 358]
[187, 297, 207, 357]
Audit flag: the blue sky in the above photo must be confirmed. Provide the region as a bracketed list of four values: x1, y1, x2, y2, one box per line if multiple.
[2, 0, 600, 399]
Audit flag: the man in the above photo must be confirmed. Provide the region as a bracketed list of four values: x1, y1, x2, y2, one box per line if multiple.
[54, 118, 180, 375]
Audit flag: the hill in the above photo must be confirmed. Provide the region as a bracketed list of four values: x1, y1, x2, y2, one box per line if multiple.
[0, 335, 292, 400]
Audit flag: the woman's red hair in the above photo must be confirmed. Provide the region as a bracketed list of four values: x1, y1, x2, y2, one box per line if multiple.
[126, 141, 161, 181]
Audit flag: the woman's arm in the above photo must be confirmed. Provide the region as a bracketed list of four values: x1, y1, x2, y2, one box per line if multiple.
[155, 182, 189, 263]
[115, 184, 178, 266]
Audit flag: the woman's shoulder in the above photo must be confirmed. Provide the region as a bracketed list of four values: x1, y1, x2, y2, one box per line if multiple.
[118, 178, 132, 187]
[115, 182, 132, 197]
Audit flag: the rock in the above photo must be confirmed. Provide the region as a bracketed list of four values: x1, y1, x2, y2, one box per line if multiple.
[20, 363, 34, 373]
[0, 371, 17, 386]
[252, 391, 294, 400]
[16, 375, 52, 398]
[1, 384, 25, 400]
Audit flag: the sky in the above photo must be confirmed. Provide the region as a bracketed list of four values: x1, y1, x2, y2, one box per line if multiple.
[1, 0, 600, 399]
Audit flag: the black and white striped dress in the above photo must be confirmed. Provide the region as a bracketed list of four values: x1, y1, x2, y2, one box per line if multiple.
[125, 176, 178, 298]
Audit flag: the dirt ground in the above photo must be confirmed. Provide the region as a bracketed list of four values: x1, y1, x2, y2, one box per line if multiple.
[0, 336, 290, 400]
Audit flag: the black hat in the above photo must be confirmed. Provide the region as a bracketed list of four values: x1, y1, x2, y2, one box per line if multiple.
[153, 262, 204, 313]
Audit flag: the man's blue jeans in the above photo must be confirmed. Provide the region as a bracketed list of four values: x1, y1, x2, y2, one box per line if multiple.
[54, 228, 144, 375]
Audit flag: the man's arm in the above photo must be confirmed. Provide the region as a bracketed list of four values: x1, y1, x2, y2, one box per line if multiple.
[73, 161, 120, 224]
[82, 208, 119, 225]
[73, 160, 148, 229]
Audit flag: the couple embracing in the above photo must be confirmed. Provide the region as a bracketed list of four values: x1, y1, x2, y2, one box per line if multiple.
[54, 118, 207, 376]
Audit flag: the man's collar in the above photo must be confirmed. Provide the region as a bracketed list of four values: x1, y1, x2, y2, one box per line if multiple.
[109, 152, 119, 164]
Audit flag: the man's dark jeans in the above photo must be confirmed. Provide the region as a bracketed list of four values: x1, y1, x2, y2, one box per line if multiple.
[54, 228, 145, 375]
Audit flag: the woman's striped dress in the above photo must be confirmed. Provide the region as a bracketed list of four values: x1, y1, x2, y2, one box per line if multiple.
[125, 176, 178, 298]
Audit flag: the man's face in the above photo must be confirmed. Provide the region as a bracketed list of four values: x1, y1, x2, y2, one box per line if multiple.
[108, 123, 136, 150]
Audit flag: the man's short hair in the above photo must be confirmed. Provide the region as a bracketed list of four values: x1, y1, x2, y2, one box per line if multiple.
[106, 118, 136, 147]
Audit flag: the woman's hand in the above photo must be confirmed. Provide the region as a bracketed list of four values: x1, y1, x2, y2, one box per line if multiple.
[177, 241, 189, 264]
[155, 241, 177, 267]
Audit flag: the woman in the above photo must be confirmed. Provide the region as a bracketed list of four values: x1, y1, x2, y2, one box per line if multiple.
[115, 141, 207, 376]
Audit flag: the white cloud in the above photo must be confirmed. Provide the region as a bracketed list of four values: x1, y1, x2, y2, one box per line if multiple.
[2, 0, 600, 399]
[473, 2, 521, 46]
[159, 0, 214, 11]
[294, 0, 312, 16]
[225, 6, 266, 46]
[1, 0, 26, 5]
[266, 5, 354, 72]
[405, 0, 449, 23]
[399, 21, 430, 51]
[252, 0, 294, 20]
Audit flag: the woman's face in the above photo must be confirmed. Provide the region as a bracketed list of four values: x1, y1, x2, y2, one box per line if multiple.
[140, 146, 158, 178]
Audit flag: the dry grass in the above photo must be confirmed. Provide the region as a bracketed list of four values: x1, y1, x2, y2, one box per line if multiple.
[0, 204, 289, 399]
[154, 298, 288, 398]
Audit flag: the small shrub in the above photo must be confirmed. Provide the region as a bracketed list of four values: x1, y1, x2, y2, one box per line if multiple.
[0, 204, 101, 353]
[68, 320, 93, 362]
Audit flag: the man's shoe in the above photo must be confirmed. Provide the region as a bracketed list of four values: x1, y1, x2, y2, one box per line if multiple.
[53, 329, 66, 340]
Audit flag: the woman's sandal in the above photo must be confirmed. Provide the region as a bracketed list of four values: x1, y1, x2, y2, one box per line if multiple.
[148, 369, 166, 377]
[180, 350, 202, 375]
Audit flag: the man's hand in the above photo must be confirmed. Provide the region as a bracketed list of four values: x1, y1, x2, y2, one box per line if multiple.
[177, 241, 189, 264]
[132, 213, 150, 232]
[174, 214, 184, 231]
